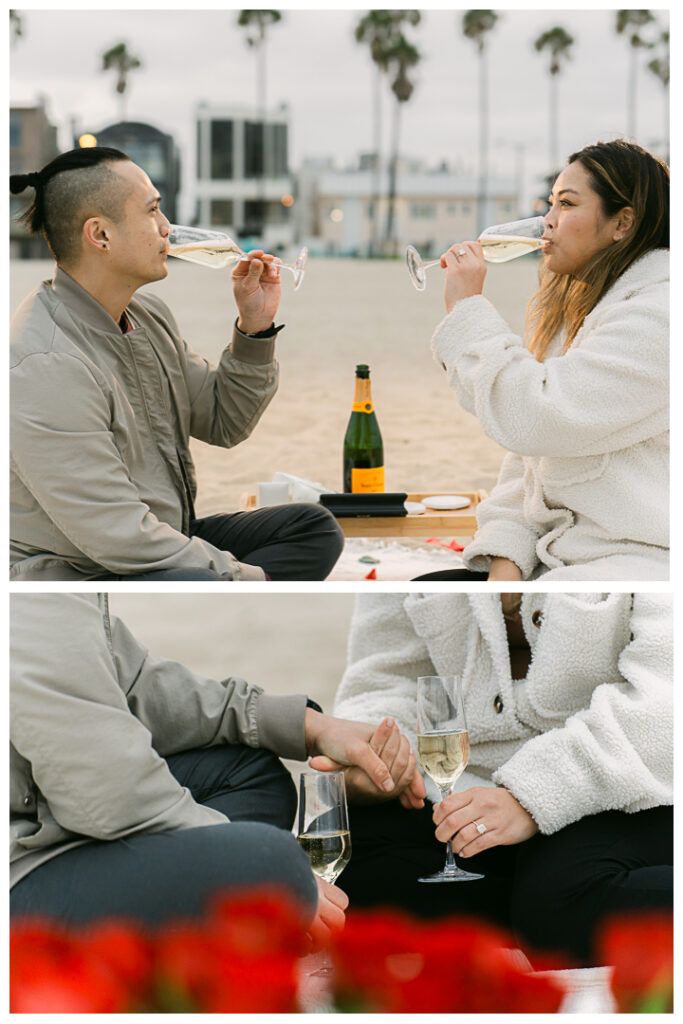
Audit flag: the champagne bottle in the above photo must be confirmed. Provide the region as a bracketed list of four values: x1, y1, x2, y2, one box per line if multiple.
[343, 364, 385, 492]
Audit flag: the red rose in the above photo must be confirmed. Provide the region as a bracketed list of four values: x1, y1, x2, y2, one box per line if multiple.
[10, 916, 127, 1013]
[330, 911, 563, 1013]
[597, 911, 673, 1012]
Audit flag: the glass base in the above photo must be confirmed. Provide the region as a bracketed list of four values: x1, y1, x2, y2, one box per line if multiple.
[418, 868, 484, 883]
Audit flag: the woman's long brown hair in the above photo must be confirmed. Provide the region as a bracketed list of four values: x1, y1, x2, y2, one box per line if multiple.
[526, 139, 669, 361]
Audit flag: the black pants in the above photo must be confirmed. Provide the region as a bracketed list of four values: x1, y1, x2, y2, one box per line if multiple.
[10, 745, 316, 927]
[339, 799, 673, 965]
[99, 503, 345, 582]
[412, 569, 489, 582]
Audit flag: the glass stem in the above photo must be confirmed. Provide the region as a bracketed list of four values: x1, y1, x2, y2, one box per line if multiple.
[422, 258, 442, 272]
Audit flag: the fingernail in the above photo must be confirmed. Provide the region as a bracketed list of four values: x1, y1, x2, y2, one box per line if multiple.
[385, 717, 394, 728]
[382, 777, 395, 792]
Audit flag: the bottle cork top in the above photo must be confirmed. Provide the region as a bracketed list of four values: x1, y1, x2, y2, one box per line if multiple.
[355, 364, 370, 378]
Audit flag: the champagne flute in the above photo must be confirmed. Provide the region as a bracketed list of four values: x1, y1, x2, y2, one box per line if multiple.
[406, 215, 545, 291]
[167, 224, 308, 291]
[298, 770, 351, 977]
[416, 675, 484, 882]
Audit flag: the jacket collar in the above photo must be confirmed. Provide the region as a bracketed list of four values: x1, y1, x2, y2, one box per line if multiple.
[606, 247, 669, 300]
[49, 267, 129, 334]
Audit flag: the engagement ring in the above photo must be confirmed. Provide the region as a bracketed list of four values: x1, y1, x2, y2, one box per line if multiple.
[473, 820, 487, 835]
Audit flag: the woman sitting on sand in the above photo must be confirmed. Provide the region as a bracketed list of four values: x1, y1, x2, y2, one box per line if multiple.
[330, 591, 673, 966]
[419, 139, 669, 582]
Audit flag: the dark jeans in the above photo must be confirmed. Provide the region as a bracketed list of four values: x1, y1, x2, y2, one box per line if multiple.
[339, 798, 673, 965]
[98, 503, 345, 582]
[10, 745, 316, 927]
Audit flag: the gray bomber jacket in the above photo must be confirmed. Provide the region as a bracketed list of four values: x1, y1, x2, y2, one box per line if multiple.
[10, 593, 310, 887]
[10, 269, 278, 580]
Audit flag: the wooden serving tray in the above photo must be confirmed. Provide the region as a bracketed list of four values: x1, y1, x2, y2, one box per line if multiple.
[243, 490, 486, 539]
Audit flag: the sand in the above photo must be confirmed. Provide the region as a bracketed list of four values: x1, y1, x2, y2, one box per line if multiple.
[10, 256, 540, 578]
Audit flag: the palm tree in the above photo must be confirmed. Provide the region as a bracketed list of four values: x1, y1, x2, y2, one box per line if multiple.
[462, 10, 499, 235]
[646, 29, 670, 159]
[10, 9, 23, 46]
[354, 10, 419, 255]
[533, 26, 574, 178]
[615, 10, 656, 139]
[101, 42, 142, 123]
[383, 33, 421, 252]
[237, 10, 283, 233]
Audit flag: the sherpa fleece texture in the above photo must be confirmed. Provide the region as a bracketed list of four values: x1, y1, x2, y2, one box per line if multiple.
[430, 249, 669, 580]
[333, 592, 672, 834]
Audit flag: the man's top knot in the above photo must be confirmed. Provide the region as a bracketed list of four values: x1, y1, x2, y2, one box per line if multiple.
[9, 171, 42, 195]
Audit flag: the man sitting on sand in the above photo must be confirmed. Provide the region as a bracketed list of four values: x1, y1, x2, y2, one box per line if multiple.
[10, 592, 420, 933]
[9, 147, 343, 581]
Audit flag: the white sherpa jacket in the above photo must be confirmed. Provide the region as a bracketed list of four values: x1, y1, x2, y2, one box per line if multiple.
[430, 249, 669, 581]
[333, 593, 672, 835]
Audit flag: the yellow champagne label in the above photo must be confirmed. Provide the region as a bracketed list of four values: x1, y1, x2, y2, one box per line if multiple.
[351, 466, 385, 492]
[352, 401, 375, 412]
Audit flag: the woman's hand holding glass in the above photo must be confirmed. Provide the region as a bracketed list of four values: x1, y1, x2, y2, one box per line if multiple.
[441, 241, 488, 313]
[433, 786, 539, 858]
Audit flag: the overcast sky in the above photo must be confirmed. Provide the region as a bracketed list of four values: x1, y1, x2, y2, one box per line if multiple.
[10, 6, 670, 220]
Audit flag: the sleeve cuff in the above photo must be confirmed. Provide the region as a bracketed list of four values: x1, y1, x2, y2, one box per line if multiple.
[231, 323, 278, 365]
[463, 521, 540, 579]
[256, 692, 309, 759]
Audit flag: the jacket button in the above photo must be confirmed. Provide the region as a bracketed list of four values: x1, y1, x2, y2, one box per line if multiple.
[531, 609, 544, 627]
[23, 795, 32, 807]
[494, 694, 504, 714]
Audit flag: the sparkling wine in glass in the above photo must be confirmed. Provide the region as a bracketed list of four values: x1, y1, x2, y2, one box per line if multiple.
[406, 215, 545, 291]
[168, 224, 308, 291]
[298, 771, 351, 883]
[298, 770, 351, 977]
[416, 675, 484, 883]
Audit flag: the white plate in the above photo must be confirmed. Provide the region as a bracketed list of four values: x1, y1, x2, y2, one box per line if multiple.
[422, 494, 470, 511]
[404, 501, 426, 515]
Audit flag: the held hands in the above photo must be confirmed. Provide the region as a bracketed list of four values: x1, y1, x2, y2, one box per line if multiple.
[306, 875, 348, 952]
[433, 786, 538, 858]
[232, 250, 281, 334]
[442, 241, 487, 313]
[306, 711, 426, 809]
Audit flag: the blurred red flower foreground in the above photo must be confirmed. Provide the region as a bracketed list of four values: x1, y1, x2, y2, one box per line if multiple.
[10, 888, 672, 1014]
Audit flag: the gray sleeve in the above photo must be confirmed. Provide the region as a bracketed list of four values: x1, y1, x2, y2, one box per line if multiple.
[178, 321, 280, 447]
[10, 593, 228, 842]
[10, 352, 265, 580]
[113, 611, 310, 760]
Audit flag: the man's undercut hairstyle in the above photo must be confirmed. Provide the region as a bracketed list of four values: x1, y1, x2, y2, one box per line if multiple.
[9, 147, 132, 264]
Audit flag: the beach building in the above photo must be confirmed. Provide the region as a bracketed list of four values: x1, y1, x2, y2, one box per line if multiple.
[10, 98, 59, 258]
[295, 158, 520, 257]
[73, 121, 181, 224]
[194, 102, 296, 251]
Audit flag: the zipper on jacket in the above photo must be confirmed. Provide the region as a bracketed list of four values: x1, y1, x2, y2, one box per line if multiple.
[101, 593, 114, 658]
[124, 333, 192, 527]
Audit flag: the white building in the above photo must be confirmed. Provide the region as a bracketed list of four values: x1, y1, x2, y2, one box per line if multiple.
[296, 161, 521, 257]
[194, 102, 296, 249]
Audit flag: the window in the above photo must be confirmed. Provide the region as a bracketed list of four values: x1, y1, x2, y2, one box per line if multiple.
[9, 111, 22, 148]
[244, 122, 264, 178]
[210, 120, 233, 180]
[211, 199, 234, 226]
[410, 202, 437, 218]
